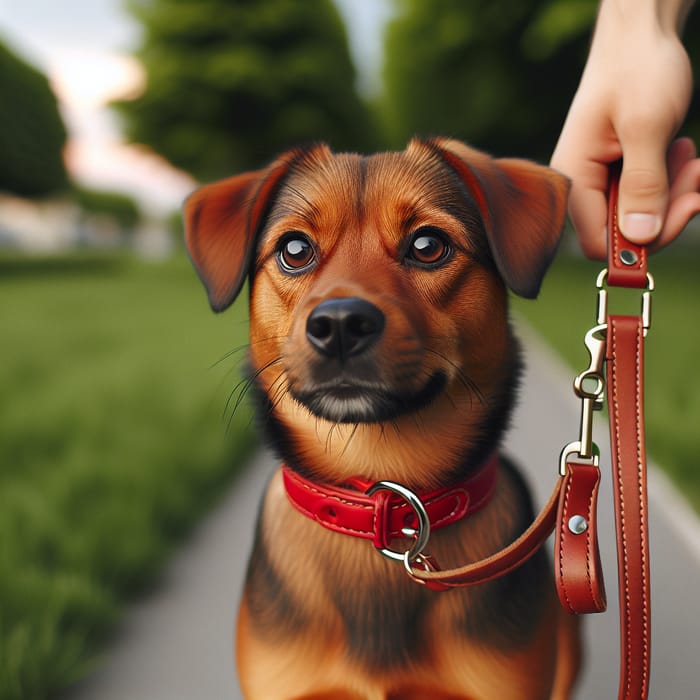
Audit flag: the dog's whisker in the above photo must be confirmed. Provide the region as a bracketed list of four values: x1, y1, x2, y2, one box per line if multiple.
[339, 423, 360, 460]
[268, 375, 290, 412]
[215, 335, 290, 373]
[213, 334, 286, 369]
[259, 368, 290, 417]
[224, 357, 284, 422]
[424, 347, 487, 407]
[211, 343, 251, 370]
[325, 421, 343, 456]
[324, 424, 334, 455]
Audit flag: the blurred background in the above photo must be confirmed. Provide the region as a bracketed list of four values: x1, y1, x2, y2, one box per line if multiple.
[1, 1, 699, 698]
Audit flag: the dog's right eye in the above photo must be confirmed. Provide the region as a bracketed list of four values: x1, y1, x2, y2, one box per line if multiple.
[277, 234, 316, 273]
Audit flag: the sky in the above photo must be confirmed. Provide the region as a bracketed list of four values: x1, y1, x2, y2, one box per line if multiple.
[0, 0, 393, 214]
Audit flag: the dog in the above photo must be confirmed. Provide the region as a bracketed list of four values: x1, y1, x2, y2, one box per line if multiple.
[184, 138, 581, 700]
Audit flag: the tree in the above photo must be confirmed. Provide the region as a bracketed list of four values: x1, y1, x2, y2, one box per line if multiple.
[116, 0, 377, 181]
[383, 0, 700, 160]
[0, 41, 69, 197]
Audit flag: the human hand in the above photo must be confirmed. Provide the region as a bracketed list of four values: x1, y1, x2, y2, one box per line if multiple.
[551, 2, 700, 259]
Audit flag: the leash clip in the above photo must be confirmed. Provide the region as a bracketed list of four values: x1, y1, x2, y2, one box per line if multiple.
[560, 321, 607, 475]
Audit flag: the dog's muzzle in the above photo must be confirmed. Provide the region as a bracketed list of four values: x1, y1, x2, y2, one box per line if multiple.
[294, 296, 445, 423]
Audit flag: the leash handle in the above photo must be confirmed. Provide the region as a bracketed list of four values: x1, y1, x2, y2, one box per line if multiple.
[605, 164, 653, 700]
[606, 161, 649, 289]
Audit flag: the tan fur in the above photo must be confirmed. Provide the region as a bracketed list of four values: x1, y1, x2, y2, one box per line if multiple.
[185, 139, 579, 699]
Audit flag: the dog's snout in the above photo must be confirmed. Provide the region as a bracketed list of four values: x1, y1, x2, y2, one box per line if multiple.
[306, 298, 385, 360]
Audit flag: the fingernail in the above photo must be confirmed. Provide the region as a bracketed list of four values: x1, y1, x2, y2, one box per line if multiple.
[621, 213, 661, 242]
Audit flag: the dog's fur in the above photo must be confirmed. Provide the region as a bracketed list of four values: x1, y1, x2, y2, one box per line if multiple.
[184, 138, 581, 699]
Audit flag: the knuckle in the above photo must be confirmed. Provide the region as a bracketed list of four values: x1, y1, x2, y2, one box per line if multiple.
[621, 169, 666, 199]
[618, 109, 671, 139]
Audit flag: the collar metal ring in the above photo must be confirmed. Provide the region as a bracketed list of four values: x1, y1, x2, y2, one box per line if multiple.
[365, 480, 431, 564]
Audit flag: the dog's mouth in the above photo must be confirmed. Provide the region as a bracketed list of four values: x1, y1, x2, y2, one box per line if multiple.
[291, 371, 447, 423]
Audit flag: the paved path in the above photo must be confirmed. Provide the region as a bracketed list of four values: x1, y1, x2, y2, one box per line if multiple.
[68, 326, 700, 700]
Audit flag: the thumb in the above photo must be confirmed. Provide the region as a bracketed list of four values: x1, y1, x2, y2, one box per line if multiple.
[617, 139, 670, 245]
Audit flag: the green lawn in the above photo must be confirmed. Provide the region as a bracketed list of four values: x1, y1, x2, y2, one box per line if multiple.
[513, 246, 700, 512]
[0, 252, 255, 700]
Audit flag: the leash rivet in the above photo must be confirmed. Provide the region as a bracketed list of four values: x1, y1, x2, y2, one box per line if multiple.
[619, 249, 639, 266]
[568, 515, 588, 535]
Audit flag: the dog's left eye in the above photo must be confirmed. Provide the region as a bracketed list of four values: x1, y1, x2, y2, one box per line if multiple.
[405, 228, 451, 267]
[277, 234, 316, 273]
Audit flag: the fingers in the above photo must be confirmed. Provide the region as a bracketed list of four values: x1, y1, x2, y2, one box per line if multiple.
[551, 124, 613, 260]
[567, 178, 609, 261]
[617, 137, 699, 251]
[552, 136, 700, 259]
[616, 125, 672, 245]
[656, 149, 700, 249]
[667, 137, 697, 180]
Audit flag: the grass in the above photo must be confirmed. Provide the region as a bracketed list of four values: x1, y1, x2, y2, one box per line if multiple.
[513, 245, 700, 513]
[0, 251, 256, 700]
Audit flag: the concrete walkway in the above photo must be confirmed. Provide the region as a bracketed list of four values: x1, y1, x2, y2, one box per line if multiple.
[68, 326, 700, 700]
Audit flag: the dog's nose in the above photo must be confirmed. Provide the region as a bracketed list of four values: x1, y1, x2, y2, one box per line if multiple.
[306, 298, 385, 360]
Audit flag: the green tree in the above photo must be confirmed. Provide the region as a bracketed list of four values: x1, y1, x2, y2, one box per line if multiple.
[383, 0, 700, 160]
[116, 0, 377, 181]
[0, 40, 69, 197]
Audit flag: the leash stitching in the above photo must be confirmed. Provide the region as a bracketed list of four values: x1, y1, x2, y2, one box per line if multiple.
[584, 475, 597, 608]
[635, 325, 650, 696]
[611, 322, 633, 699]
[558, 475, 575, 613]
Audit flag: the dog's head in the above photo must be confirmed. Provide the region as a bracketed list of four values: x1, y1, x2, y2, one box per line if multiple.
[184, 139, 568, 483]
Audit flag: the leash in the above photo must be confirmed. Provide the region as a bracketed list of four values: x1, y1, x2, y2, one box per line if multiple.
[602, 166, 653, 700]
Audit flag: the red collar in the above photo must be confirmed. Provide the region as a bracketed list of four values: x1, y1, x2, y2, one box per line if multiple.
[282, 453, 499, 550]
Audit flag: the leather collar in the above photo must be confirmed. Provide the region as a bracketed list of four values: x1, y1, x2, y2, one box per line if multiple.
[282, 453, 499, 550]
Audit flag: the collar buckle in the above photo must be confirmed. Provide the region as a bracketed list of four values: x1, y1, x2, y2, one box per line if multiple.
[365, 480, 431, 563]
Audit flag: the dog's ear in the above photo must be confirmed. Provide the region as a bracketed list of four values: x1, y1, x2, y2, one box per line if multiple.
[183, 154, 295, 312]
[427, 138, 570, 299]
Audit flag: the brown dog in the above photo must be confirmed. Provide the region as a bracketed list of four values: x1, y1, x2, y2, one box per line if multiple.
[184, 138, 581, 700]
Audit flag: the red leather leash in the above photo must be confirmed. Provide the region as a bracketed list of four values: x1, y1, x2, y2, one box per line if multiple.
[604, 168, 653, 700]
